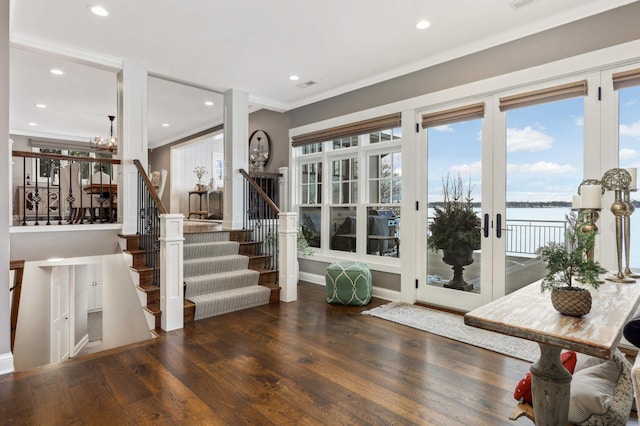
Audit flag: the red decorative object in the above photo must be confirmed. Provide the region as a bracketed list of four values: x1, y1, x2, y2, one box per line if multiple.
[513, 350, 577, 403]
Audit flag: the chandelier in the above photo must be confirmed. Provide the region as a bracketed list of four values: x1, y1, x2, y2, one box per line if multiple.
[90, 115, 118, 152]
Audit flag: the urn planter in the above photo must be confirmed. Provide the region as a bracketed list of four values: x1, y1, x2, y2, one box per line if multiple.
[442, 248, 475, 292]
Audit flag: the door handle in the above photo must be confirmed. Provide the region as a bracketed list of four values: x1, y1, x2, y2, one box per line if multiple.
[496, 213, 502, 239]
[483, 214, 489, 238]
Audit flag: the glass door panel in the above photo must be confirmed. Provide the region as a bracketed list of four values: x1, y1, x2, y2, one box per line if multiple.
[618, 84, 640, 268]
[504, 97, 584, 294]
[420, 118, 486, 309]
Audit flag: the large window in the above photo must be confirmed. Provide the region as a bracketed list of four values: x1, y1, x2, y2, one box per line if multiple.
[294, 114, 402, 258]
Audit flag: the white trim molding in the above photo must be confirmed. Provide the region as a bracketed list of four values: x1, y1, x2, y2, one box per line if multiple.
[0, 352, 14, 375]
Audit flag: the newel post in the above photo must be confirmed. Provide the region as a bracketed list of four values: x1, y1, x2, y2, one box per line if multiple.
[278, 212, 298, 302]
[160, 213, 184, 331]
[279, 166, 289, 212]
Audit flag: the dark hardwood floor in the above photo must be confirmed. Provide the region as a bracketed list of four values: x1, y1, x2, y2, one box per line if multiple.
[0, 281, 637, 425]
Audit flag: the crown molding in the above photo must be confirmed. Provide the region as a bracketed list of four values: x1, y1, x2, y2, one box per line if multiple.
[10, 33, 122, 71]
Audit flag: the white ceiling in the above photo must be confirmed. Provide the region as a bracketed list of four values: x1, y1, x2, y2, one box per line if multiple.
[8, 0, 637, 148]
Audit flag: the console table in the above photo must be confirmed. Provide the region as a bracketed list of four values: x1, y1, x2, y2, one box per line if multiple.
[16, 185, 59, 221]
[464, 280, 640, 425]
[188, 189, 223, 219]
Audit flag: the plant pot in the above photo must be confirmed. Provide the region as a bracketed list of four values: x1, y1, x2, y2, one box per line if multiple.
[442, 248, 475, 292]
[550, 287, 592, 317]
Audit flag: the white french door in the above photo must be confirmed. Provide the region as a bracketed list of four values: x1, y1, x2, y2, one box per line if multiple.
[416, 75, 592, 311]
[416, 97, 501, 311]
[50, 265, 70, 363]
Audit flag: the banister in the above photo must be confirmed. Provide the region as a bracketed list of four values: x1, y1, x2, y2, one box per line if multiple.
[240, 168, 280, 214]
[133, 159, 166, 214]
[12, 150, 121, 165]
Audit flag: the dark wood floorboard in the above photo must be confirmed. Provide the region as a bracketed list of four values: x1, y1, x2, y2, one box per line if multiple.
[1, 281, 638, 425]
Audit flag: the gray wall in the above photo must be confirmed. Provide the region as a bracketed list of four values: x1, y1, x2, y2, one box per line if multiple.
[148, 110, 290, 211]
[299, 258, 400, 292]
[249, 109, 290, 174]
[289, 1, 640, 128]
[148, 125, 223, 212]
[290, 2, 640, 288]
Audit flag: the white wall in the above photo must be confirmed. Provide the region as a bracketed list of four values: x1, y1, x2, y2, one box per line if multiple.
[13, 264, 51, 371]
[102, 254, 151, 349]
[170, 132, 224, 217]
[13, 254, 150, 371]
[0, 0, 11, 374]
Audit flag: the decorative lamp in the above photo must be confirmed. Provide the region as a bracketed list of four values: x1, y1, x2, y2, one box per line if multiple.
[91, 115, 118, 152]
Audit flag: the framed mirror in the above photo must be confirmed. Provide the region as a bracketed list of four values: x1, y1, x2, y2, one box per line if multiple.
[249, 130, 270, 171]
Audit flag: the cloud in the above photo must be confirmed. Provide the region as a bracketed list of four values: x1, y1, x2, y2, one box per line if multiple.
[574, 116, 584, 127]
[507, 161, 576, 174]
[450, 161, 482, 176]
[507, 126, 553, 152]
[620, 148, 639, 160]
[432, 124, 454, 132]
[620, 121, 640, 139]
[625, 99, 638, 107]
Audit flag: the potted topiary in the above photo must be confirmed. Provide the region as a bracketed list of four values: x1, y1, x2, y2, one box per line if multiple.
[428, 174, 481, 291]
[535, 211, 607, 317]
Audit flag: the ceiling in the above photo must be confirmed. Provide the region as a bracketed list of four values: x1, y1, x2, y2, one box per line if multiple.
[8, 0, 637, 148]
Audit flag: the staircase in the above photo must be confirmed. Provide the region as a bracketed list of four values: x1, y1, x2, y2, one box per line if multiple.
[121, 227, 280, 332]
[183, 228, 278, 323]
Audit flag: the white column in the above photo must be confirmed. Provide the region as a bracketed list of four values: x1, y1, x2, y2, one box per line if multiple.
[0, 0, 13, 374]
[223, 89, 249, 230]
[279, 166, 289, 212]
[278, 212, 298, 302]
[117, 61, 148, 235]
[160, 214, 184, 331]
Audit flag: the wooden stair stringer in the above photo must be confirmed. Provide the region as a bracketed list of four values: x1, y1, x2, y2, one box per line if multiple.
[119, 233, 162, 334]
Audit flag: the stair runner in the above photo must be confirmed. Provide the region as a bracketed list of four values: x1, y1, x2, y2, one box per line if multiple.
[183, 231, 271, 320]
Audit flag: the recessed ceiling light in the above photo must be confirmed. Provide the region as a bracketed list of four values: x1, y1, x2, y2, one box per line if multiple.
[28, 122, 38, 126]
[50, 68, 64, 75]
[36, 104, 48, 109]
[289, 75, 300, 81]
[416, 20, 431, 30]
[162, 123, 170, 127]
[204, 101, 214, 106]
[89, 5, 109, 16]
[47, 257, 64, 263]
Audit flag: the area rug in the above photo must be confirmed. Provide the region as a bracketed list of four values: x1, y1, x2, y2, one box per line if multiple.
[362, 302, 539, 363]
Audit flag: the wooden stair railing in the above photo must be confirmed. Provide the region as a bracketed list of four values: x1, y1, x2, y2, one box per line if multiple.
[12, 150, 121, 225]
[240, 169, 280, 280]
[10, 260, 25, 352]
[123, 160, 167, 330]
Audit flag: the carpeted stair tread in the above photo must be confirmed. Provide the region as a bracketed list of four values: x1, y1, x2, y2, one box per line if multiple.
[183, 241, 240, 260]
[187, 285, 271, 320]
[184, 269, 260, 297]
[184, 231, 230, 245]
[184, 254, 249, 277]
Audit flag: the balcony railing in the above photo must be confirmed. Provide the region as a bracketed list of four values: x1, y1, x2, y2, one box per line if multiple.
[12, 150, 121, 226]
[428, 216, 567, 256]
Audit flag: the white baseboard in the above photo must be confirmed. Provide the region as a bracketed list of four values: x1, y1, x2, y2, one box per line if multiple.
[299, 272, 324, 285]
[73, 334, 89, 357]
[0, 352, 14, 376]
[299, 272, 399, 302]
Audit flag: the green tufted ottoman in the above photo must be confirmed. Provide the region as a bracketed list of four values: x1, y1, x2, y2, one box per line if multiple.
[325, 261, 372, 306]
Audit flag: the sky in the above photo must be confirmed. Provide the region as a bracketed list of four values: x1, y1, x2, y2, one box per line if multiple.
[427, 85, 640, 203]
